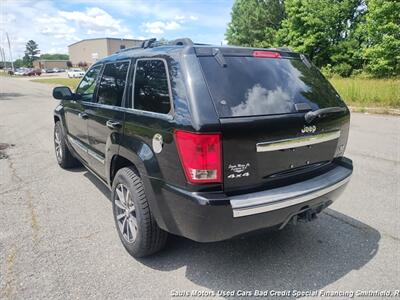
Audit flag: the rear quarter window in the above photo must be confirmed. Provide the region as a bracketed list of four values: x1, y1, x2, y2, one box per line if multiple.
[133, 59, 171, 115]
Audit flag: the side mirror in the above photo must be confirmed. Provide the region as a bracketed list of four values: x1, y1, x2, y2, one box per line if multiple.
[53, 86, 73, 100]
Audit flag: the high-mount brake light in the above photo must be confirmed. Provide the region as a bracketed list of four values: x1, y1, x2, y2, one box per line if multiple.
[174, 130, 222, 184]
[253, 51, 281, 58]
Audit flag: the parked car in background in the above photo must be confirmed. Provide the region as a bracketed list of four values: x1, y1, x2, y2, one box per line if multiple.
[67, 68, 85, 78]
[23, 69, 42, 76]
[14, 68, 28, 75]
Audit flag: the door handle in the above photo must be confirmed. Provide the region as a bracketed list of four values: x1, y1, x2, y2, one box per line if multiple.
[106, 120, 122, 130]
[78, 112, 89, 119]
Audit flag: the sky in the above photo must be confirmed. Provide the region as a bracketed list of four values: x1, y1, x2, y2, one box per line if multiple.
[0, 0, 234, 59]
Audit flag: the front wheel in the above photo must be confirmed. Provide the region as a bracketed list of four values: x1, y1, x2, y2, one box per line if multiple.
[112, 167, 168, 257]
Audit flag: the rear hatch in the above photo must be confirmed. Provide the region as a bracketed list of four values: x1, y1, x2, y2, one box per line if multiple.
[196, 47, 350, 193]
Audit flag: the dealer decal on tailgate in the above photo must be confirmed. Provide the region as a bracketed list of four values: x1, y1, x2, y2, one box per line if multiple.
[227, 163, 250, 179]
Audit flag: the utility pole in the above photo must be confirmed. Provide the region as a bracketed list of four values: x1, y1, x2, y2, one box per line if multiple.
[6, 33, 14, 72]
[0, 47, 6, 69]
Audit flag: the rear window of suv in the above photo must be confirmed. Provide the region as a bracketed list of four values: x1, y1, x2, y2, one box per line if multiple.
[199, 56, 344, 118]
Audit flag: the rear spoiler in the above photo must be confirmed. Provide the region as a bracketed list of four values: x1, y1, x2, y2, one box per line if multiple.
[194, 46, 301, 59]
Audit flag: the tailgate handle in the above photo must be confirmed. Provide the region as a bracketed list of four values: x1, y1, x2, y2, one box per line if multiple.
[305, 107, 346, 123]
[256, 130, 341, 152]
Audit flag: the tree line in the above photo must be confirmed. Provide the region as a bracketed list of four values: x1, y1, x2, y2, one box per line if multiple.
[225, 0, 399, 77]
[11, 40, 69, 68]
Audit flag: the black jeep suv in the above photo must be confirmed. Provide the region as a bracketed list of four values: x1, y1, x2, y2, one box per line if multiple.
[52, 38, 353, 257]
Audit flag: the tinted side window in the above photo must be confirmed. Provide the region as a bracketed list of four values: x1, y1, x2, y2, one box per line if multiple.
[97, 61, 130, 107]
[133, 60, 171, 114]
[76, 65, 102, 102]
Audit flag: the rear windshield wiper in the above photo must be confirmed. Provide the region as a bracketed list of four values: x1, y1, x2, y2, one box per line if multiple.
[212, 48, 227, 67]
[305, 107, 347, 123]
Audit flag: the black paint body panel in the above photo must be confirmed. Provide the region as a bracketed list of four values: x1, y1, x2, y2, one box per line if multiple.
[53, 44, 353, 242]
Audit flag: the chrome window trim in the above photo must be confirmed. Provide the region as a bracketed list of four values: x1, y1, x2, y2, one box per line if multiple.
[78, 102, 173, 120]
[124, 106, 174, 120]
[82, 102, 126, 111]
[130, 57, 174, 118]
[256, 130, 341, 152]
[95, 60, 131, 107]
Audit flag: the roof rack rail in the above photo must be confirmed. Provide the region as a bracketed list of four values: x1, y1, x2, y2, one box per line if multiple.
[141, 38, 157, 48]
[193, 43, 211, 46]
[115, 37, 202, 54]
[275, 47, 292, 52]
[116, 46, 142, 53]
[168, 38, 193, 46]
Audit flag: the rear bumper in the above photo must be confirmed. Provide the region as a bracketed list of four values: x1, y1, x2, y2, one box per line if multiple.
[149, 158, 353, 242]
[230, 163, 351, 217]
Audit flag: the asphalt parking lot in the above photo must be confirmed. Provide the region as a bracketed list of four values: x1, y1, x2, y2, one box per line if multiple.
[0, 76, 399, 299]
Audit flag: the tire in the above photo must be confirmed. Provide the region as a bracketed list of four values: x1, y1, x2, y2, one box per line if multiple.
[112, 167, 168, 257]
[54, 121, 80, 169]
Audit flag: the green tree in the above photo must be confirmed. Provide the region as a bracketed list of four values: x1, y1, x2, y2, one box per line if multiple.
[13, 59, 26, 68]
[23, 40, 40, 67]
[226, 0, 285, 48]
[363, 0, 400, 77]
[329, 18, 367, 77]
[276, 0, 364, 71]
[40, 53, 69, 60]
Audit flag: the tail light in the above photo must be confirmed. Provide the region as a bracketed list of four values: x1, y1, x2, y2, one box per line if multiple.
[253, 51, 281, 58]
[174, 130, 222, 184]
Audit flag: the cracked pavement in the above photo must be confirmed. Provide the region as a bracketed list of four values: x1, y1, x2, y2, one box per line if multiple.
[0, 77, 399, 299]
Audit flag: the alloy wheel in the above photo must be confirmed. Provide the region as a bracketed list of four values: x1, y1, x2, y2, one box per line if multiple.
[54, 130, 62, 161]
[114, 184, 138, 243]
